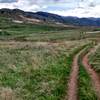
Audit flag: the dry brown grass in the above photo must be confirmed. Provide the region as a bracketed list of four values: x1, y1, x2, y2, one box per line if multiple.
[0, 87, 15, 100]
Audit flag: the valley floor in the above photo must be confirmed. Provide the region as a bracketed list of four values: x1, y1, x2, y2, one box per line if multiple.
[0, 16, 100, 100]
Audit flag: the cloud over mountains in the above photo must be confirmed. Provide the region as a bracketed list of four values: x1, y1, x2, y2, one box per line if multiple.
[0, 0, 100, 17]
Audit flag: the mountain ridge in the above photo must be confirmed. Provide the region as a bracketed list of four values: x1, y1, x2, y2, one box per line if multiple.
[0, 8, 100, 26]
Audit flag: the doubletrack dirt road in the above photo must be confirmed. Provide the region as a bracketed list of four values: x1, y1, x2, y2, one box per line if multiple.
[65, 46, 100, 100]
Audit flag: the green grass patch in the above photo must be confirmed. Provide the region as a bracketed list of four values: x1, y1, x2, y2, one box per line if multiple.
[79, 64, 97, 100]
[0, 42, 71, 100]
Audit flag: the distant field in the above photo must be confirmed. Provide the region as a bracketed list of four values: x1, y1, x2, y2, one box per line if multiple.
[0, 16, 100, 42]
[0, 17, 80, 41]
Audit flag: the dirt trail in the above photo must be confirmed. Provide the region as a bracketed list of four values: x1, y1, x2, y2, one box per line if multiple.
[82, 49, 100, 99]
[65, 45, 100, 100]
[66, 49, 84, 100]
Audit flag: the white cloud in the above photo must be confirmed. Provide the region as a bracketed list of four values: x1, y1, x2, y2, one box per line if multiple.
[0, 0, 42, 11]
[50, 7, 100, 18]
[49, 0, 100, 17]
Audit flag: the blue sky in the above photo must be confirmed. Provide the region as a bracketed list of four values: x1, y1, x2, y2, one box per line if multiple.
[0, 0, 100, 17]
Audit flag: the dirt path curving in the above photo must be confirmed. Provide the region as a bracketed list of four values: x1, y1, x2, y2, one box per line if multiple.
[65, 49, 85, 100]
[65, 45, 100, 100]
[82, 50, 100, 99]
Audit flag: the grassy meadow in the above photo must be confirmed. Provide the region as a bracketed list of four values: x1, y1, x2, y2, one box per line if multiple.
[0, 16, 100, 100]
[0, 41, 89, 100]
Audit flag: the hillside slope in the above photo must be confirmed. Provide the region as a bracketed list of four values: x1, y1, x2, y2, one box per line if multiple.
[0, 8, 100, 26]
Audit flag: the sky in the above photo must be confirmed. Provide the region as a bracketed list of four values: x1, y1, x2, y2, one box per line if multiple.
[0, 0, 100, 17]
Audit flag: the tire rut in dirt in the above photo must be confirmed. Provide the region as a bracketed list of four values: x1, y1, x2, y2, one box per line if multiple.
[82, 53, 100, 99]
[66, 49, 84, 100]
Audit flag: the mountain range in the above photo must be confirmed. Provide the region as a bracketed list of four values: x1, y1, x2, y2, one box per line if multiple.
[0, 8, 100, 26]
